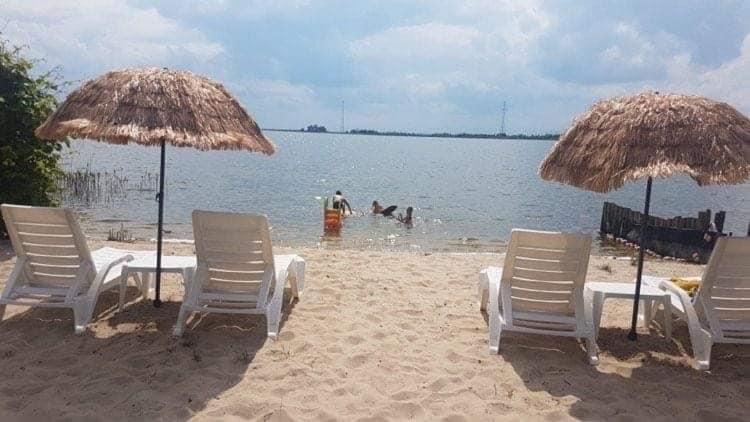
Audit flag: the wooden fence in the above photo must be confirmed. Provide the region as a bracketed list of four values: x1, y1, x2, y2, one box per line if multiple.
[599, 202, 734, 263]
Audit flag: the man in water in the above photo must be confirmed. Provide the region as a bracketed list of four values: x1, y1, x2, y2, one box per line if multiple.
[332, 190, 353, 214]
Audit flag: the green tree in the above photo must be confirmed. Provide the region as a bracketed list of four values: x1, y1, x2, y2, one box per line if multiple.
[0, 38, 64, 236]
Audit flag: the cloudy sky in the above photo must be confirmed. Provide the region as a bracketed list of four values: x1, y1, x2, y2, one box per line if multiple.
[3, 0, 750, 134]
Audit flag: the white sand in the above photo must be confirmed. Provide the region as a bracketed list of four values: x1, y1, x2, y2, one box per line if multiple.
[0, 240, 748, 421]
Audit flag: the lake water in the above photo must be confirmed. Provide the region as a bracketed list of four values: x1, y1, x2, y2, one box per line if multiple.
[60, 132, 750, 252]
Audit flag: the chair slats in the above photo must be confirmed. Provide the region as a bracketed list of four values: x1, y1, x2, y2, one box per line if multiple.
[202, 239, 264, 252]
[18, 232, 76, 246]
[510, 278, 574, 292]
[206, 278, 262, 290]
[208, 268, 265, 282]
[512, 267, 578, 282]
[202, 250, 264, 263]
[514, 246, 573, 261]
[29, 271, 77, 285]
[513, 256, 582, 272]
[26, 253, 82, 266]
[28, 262, 81, 276]
[713, 276, 750, 289]
[22, 243, 79, 257]
[513, 319, 577, 332]
[510, 297, 572, 314]
[207, 261, 268, 272]
[14, 222, 73, 236]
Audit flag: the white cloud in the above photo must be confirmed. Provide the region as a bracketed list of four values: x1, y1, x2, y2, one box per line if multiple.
[227, 78, 333, 129]
[665, 34, 750, 113]
[131, 0, 313, 20]
[1, 0, 224, 81]
[2, 0, 748, 133]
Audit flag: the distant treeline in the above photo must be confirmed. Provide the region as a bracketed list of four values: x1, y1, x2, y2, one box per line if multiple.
[268, 126, 559, 141]
[347, 129, 558, 140]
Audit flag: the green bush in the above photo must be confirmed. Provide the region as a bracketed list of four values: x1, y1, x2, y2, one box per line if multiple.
[0, 38, 64, 237]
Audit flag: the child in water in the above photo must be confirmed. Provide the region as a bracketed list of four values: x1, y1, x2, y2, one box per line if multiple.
[397, 206, 414, 227]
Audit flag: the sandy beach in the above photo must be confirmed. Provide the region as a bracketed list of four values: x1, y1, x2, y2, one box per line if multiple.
[0, 239, 748, 421]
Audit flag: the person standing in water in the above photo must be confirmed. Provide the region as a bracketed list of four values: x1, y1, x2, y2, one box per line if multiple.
[397, 206, 414, 227]
[332, 190, 353, 214]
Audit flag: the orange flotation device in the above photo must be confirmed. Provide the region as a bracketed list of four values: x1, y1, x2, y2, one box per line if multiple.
[323, 197, 343, 233]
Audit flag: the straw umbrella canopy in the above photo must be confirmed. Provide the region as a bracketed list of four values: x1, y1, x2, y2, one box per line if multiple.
[36, 67, 275, 306]
[540, 91, 750, 340]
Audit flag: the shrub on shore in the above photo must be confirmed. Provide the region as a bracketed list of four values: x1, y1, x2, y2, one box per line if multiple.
[0, 37, 64, 237]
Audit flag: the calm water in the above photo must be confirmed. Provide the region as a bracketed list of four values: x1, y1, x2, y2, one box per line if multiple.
[60, 132, 750, 252]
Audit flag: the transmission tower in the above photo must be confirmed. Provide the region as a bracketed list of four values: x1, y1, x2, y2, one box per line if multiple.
[500, 101, 507, 135]
[341, 100, 345, 133]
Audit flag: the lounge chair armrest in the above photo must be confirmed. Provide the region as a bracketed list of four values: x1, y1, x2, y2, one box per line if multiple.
[86, 254, 134, 298]
[271, 267, 288, 304]
[479, 266, 502, 311]
[655, 278, 696, 309]
[1, 256, 27, 299]
[649, 276, 713, 368]
[486, 268, 503, 323]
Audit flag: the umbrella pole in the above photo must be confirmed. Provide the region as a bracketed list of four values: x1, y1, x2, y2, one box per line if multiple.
[154, 137, 166, 308]
[628, 176, 653, 341]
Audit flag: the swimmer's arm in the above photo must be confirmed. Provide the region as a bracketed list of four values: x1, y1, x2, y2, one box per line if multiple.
[342, 198, 353, 213]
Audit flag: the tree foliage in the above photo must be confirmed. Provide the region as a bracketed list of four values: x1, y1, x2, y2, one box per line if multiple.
[0, 38, 64, 236]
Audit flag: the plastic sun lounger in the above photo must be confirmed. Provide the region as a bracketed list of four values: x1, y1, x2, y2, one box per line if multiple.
[173, 210, 304, 339]
[479, 229, 598, 364]
[0, 204, 136, 333]
[642, 236, 750, 370]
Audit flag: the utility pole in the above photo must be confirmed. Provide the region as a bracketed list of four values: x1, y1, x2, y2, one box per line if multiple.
[500, 101, 507, 135]
[341, 100, 345, 133]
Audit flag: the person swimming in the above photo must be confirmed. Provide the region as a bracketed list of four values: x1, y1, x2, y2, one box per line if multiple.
[397, 206, 414, 227]
[332, 190, 352, 214]
[372, 200, 397, 217]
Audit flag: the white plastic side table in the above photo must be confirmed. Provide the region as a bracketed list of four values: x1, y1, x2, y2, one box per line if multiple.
[586, 281, 672, 340]
[119, 255, 197, 309]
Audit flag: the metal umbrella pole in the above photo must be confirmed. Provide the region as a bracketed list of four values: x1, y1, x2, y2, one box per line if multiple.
[628, 176, 653, 340]
[154, 137, 166, 307]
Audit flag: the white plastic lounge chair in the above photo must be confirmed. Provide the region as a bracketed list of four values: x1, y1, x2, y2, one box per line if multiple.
[643, 236, 750, 370]
[479, 229, 598, 364]
[0, 204, 135, 333]
[174, 210, 304, 339]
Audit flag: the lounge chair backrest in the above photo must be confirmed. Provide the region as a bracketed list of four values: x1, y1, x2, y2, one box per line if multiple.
[698, 236, 750, 340]
[1, 204, 94, 291]
[501, 229, 592, 316]
[192, 210, 275, 297]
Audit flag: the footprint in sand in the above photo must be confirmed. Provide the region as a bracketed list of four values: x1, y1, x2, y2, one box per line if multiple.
[278, 331, 295, 341]
[345, 335, 365, 345]
[346, 353, 369, 368]
[388, 402, 424, 419]
[442, 415, 469, 422]
[390, 390, 421, 401]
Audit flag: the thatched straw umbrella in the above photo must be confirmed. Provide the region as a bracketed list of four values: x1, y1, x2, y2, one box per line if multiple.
[540, 91, 750, 340]
[36, 67, 275, 307]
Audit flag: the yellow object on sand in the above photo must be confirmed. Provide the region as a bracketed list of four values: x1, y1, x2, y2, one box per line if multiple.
[670, 276, 701, 296]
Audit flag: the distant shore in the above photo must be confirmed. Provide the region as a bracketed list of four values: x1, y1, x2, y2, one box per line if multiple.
[264, 128, 559, 141]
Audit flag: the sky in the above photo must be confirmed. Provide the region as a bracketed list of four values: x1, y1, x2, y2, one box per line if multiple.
[2, 0, 750, 134]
